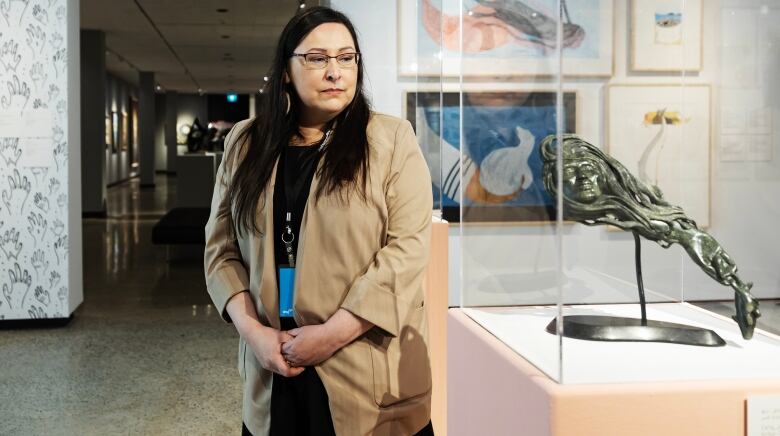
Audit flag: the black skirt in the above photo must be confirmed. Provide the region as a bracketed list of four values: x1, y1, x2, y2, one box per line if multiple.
[242, 419, 435, 436]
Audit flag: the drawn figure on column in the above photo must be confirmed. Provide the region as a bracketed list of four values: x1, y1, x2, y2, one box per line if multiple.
[0, 227, 22, 260]
[3, 168, 31, 213]
[3, 262, 32, 309]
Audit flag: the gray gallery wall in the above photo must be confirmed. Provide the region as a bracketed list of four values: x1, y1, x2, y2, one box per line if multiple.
[105, 74, 138, 185]
[155, 93, 166, 172]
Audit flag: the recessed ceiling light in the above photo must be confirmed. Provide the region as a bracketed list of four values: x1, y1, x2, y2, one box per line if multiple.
[299, 3, 305, 9]
[216, 8, 228, 13]
[155, 85, 161, 91]
[263, 76, 268, 81]
[259, 89, 264, 94]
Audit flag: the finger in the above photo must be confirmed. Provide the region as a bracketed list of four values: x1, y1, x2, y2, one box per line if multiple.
[276, 356, 304, 377]
[287, 328, 300, 337]
[281, 341, 293, 354]
[271, 355, 294, 375]
[281, 349, 300, 367]
[281, 366, 305, 377]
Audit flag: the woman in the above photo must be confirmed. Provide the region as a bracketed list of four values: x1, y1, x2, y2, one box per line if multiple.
[539, 134, 761, 340]
[204, 7, 434, 436]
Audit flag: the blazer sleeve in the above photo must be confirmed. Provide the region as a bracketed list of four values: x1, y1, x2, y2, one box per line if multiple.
[340, 120, 433, 337]
[204, 122, 250, 323]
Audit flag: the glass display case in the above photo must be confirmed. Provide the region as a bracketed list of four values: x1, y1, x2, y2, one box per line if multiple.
[405, 0, 780, 386]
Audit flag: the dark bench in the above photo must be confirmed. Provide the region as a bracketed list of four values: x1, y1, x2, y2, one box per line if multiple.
[152, 207, 211, 245]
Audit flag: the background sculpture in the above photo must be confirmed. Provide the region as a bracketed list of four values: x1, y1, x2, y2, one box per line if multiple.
[540, 134, 760, 340]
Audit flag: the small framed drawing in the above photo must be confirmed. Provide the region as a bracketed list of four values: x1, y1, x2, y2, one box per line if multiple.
[607, 84, 711, 227]
[111, 111, 119, 153]
[745, 135, 773, 162]
[630, 0, 702, 71]
[131, 99, 139, 166]
[398, 0, 614, 77]
[105, 115, 113, 150]
[405, 91, 576, 223]
[719, 135, 745, 162]
[120, 112, 129, 152]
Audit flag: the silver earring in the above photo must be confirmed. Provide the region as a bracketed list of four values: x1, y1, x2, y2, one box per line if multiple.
[284, 92, 291, 115]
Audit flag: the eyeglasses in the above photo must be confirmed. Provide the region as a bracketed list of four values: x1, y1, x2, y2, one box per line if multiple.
[291, 52, 360, 69]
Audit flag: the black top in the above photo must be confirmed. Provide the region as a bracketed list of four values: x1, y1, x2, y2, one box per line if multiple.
[273, 143, 320, 304]
[270, 143, 337, 436]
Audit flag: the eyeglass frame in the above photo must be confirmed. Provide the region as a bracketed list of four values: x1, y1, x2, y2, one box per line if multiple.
[290, 52, 361, 69]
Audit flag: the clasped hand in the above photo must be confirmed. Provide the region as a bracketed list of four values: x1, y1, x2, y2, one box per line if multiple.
[242, 308, 368, 378]
[246, 324, 338, 378]
[281, 324, 339, 368]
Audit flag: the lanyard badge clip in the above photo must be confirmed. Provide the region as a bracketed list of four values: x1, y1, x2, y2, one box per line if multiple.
[279, 213, 296, 318]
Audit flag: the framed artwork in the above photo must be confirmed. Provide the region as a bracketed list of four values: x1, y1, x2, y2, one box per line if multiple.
[131, 99, 139, 167]
[745, 135, 773, 162]
[398, 0, 614, 77]
[607, 84, 711, 227]
[120, 112, 129, 152]
[406, 91, 577, 222]
[630, 0, 702, 71]
[719, 135, 745, 162]
[105, 115, 113, 150]
[111, 111, 119, 153]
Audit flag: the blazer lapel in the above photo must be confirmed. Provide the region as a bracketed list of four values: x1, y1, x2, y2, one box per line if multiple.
[292, 156, 323, 323]
[259, 157, 280, 329]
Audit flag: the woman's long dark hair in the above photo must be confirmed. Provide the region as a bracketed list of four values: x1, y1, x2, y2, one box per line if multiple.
[222, 6, 371, 237]
[540, 134, 693, 241]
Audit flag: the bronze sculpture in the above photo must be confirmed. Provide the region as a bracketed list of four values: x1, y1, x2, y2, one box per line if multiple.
[540, 134, 760, 340]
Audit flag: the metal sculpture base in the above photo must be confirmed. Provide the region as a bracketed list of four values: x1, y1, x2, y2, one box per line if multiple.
[545, 315, 726, 347]
[546, 232, 726, 347]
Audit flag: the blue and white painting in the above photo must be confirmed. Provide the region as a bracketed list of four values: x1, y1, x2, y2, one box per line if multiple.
[407, 92, 576, 222]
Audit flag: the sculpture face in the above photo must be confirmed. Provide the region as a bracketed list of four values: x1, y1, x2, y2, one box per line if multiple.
[561, 160, 603, 203]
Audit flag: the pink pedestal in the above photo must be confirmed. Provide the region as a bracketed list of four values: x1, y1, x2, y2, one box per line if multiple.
[448, 309, 780, 436]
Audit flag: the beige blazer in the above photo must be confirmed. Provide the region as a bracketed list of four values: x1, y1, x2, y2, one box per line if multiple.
[204, 113, 433, 436]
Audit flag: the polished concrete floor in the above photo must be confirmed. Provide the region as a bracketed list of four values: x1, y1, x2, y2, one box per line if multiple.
[1, 175, 241, 435]
[1, 175, 779, 435]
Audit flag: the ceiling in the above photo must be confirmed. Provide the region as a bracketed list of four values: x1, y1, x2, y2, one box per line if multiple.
[81, 0, 311, 93]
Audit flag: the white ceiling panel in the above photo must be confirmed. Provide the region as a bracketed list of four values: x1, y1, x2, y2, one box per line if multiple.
[138, 0, 299, 26]
[81, 0, 307, 93]
[158, 24, 283, 47]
